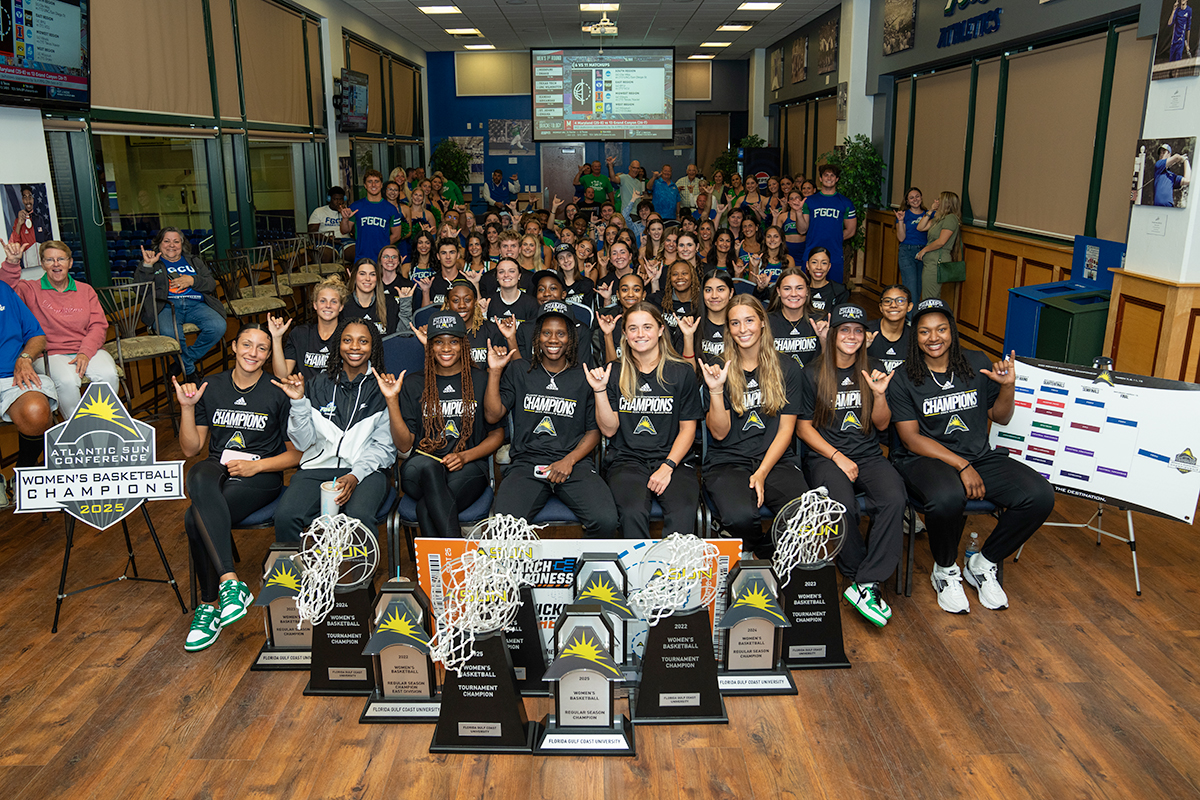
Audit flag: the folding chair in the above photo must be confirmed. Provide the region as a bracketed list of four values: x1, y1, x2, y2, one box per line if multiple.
[95, 281, 181, 434]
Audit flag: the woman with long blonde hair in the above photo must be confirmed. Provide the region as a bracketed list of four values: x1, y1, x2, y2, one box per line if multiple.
[699, 294, 808, 559]
[914, 190, 962, 301]
[586, 301, 702, 538]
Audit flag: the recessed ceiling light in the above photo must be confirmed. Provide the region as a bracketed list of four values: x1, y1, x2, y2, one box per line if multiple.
[700, 42, 731, 48]
[445, 28, 481, 35]
[418, 5, 461, 13]
[688, 54, 715, 60]
[737, 2, 781, 10]
[580, 3, 619, 10]
[464, 44, 495, 50]
[718, 23, 754, 32]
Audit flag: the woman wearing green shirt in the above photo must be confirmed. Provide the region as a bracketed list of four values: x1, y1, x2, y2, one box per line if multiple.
[915, 191, 962, 301]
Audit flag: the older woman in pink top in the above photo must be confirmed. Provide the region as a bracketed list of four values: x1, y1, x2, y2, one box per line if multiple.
[2, 239, 119, 417]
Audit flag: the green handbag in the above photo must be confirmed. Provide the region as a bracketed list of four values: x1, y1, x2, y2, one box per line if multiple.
[935, 229, 965, 283]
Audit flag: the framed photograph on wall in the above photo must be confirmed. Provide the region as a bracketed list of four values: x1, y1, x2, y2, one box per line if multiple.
[771, 48, 783, 91]
[1132, 137, 1194, 208]
[819, 18, 839, 75]
[488, 119, 534, 156]
[791, 37, 808, 83]
[883, 0, 917, 56]
[1153, 0, 1199, 80]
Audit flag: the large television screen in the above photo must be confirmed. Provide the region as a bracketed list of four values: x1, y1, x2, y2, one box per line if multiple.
[531, 48, 674, 141]
[0, 0, 89, 109]
[338, 68, 368, 133]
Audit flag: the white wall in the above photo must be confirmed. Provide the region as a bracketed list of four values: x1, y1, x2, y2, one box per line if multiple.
[0, 106, 59, 259]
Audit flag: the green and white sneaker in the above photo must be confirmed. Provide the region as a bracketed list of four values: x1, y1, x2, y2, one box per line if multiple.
[185, 605, 221, 652]
[218, 579, 254, 627]
[844, 582, 889, 627]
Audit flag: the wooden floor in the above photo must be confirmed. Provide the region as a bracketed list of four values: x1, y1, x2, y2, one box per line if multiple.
[2, 422, 1200, 800]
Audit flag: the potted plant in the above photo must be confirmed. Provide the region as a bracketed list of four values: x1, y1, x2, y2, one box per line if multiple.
[429, 138, 471, 188]
[709, 135, 767, 181]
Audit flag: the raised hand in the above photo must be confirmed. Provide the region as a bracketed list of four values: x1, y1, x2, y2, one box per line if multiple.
[487, 340, 518, 371]
[267, 313, 291, 339]
[396, 285, 416, 299]
[271, 372, 306, 400]
[140, 245, 160, 266]
[495, 314, 517, 340]
[409, 322, 428, 346]
[478, 297, 491, 317]
[597, 313, 618, 336]
[756, 272, 770, 290]
[1, 240, 31, 263]
[585, 363, 612, 393]
[865, 330, 878, 347]
[894, 209, 905, 222]
[172, 375, 208, 407]
[595, 283, 613, 306]
[416, 276, 434, 295]
[374, 370, 406, 400]
[644, 259, 662, 283]
[699, 360, 729, 393]
[813, 317, 829, 343]
[678, 314, 700, 337]
[339, 206, 358, 220]
[462, 267, 482, 287]
[863, 368, 894, 395]
[981, 351, 1017, 386]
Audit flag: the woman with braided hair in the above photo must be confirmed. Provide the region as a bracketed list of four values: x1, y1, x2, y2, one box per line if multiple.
[377, 312, 502, 539]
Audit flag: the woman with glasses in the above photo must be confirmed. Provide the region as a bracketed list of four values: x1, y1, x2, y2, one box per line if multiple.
[866, 284, 913, 375]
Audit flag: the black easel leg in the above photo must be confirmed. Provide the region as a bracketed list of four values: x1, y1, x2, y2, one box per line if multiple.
[122, 519, 139, 578]
[141, 504, 187, 614]
[53, 515, 76, 633]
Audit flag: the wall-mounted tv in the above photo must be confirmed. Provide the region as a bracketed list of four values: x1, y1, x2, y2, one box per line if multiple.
[338, 68, 368, 133]
[0, 0, 89, 109]
[531, 48, 674, 142]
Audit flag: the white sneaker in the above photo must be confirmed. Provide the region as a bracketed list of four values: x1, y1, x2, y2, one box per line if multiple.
[964, 553, 1009, 610]
[931, 563, 970, 614]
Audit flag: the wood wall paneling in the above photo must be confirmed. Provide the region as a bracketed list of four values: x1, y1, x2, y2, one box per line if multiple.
[1111, 295, 1165, 376]
[1184, 310, 1200, 383]
[958, 243, 988, 332]
[1022, 259, 1055, 287]
[985, 253, 1017, 342]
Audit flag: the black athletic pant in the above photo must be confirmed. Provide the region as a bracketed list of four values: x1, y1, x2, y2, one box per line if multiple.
[703, 462, 809, 558]
[184, 459, 283, 603]
[805, 453, 906, 585]
[896, 449, 1055, 568]
[274, 468, 389, 544]
[606, 461, 700, 539]
[400, 454, 489, 538]
[493, 459, 619, 538]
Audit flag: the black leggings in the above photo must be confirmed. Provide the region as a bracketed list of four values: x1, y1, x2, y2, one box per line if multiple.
[492, 459, 619, 538]
[896, 449, 1055, 568]
[606, 460, 700, 539]
[400, 454, 489, 538]
[703, 462, 809, 558]
[184, 459, 283, 603]
[274, 469, 389, 544]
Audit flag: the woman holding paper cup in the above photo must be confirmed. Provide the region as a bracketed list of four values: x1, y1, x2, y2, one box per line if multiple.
[174, 323, 300, 652]
[271, 319, 396, 547]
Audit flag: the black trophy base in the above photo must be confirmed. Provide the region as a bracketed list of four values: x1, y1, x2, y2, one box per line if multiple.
[429, 720, 540, 755]
[534, 714, 636, 756]
[717, 664, 798, 696]
[359, 690, 441, 724]
[305, 585, 377, 695]
[251, 642, 311, 671]
[303, 681, 373, 697]
[628, 686, 727, 725]
[630, 608, 728, 726]
[780, 564, 851, 671]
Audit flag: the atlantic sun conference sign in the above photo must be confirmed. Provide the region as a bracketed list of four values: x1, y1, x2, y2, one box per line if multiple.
[15, 382, 184, 529]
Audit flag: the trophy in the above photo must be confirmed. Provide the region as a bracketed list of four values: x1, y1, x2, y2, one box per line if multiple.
[428, 517, 539, 754]
[466, 515, 548, 695]
[360, 578, 440, 723]
[534, 604, 635, 756]
[251, 543, 312, 670]
[291, 513, 381, 696]
[627, 534, 728, 725]
[573, 554, 637, 683]
[715, 560, 796, 695]
[772, 488, 850, 670]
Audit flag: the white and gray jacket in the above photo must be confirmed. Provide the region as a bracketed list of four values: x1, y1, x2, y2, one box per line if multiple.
[288, 369, 396, 481]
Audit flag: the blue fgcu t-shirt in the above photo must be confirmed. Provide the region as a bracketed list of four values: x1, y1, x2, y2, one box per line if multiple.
[802, 191, 856, 283]
[348, 199, 400, 263]
[0, 281, 43, 379]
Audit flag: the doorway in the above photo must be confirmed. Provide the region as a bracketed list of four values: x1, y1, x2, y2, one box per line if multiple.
[539, 143, 585, 207]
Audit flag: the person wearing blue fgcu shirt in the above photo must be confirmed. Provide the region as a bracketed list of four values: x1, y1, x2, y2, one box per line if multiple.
[893, 187, 928, 304]
[797, 164, 857, 285]
[1153, 143, 1192, 208]
[338, 169, 403, 264]
[135, 227, 229, 385]
[0, 277, 55, 469]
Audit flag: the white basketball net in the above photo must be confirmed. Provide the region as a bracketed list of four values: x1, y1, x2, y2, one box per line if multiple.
[628, 533, 720, 627]
[294, 513, 374, 626]
[772, 488, 847, 587]
[428, 522, 529, 675]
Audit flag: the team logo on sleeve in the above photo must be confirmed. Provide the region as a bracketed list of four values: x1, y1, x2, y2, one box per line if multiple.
[634, 416, 658, 435]
[228, 431, 246, 449]
[840, 411, 862, 432]
[534, 416, 558, 436]
[944, 414, 970, 435]
[743, 410, 765, 431]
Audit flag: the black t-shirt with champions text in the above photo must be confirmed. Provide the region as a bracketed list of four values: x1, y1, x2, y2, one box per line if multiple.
[866, 319, 910, 374]
[809, 282, 849, 315]
[193, 370, 290, 462]
[562, 277, 596, 309]
[399, 368, 498, 458]
[499, 361, 596, 465]
[466, 320, 508, 368]
[697, 319, 727, 366]
[283, 323, 336, 380]
[704, 358, 804, 470]
[605, 360, 703, 466]
[798, 360, 885, 462]
[769, 313, 821, 367]
[650, 292, 695, 354]
[341, 292, 399, 336]
[887, 349, 1001, 464]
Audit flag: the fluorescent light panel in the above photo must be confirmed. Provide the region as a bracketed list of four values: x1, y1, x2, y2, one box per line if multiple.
[688, 54, 715, 59]
[580, 3, 619, 10]
[418, 5, 461, 13]
[464, 44, 495, 50]
[700, 42, 731, 47]
[737, 2, 781, 10]
[718, 24, 753, 32]
[445, 28, 482, 35]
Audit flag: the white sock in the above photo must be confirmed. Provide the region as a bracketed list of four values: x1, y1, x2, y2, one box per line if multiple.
[969, 552, 996, 571]
[933, 562, 957, 575]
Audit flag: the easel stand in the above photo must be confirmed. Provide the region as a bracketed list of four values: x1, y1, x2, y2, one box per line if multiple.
[1018, 503, 1140, 596]
[53, 505, 189, 632]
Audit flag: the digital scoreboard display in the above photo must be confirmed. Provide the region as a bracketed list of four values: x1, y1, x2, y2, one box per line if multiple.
[0, 0, 89, 109]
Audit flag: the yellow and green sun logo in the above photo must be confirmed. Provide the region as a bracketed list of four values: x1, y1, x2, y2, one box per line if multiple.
[379, 607, 427, 642]
[732, 582, 787, 623]
[579, 576, 630, 613]
[562, 632, 621, 676]
[265, 561, 301, 592]
[75, 393, 139, 436]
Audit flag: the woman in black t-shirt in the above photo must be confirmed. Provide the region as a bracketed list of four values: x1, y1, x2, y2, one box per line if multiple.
[767, 266, 825, 367]
[865, 283, 912, 375]
[680, 269, 734, 366]
[271, 275, 347, 380]
[700, 295, 808, 559]
[805, 247, 849, 314]
[174, 323, 299, 652]
[587, 302, 703, 538]
[797, 304, 906, 628]
[377, 312, 503, 539]
[443, 278, 517, 368]
[595, 273, 645, 363]
[887, 298, 1054, 614]
[341, 258, 405, 336]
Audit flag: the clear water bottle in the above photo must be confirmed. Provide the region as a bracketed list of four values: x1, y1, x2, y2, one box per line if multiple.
[964, 532, 980, 564]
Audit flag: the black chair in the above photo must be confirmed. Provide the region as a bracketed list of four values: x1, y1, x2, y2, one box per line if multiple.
[95, 281, 181, 434]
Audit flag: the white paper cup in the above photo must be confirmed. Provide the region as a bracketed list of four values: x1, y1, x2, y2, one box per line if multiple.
[320, 481, 340, 516]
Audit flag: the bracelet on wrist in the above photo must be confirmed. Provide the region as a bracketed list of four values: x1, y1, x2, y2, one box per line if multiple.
[958, 463, 971, 474]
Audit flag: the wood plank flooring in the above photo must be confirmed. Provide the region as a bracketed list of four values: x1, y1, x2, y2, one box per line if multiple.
[2, 422, 1199, 799]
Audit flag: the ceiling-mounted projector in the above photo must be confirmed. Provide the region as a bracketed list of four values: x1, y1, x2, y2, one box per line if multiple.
[586, 12, 618, 37]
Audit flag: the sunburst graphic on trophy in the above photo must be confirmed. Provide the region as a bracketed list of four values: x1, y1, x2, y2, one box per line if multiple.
[579, 576, 630, 613]
[75, 393, 139, 435]
[561, 632, 622, 677]
[731, 582, 787, 623]
[379, 607, 428, 644]
[265, 561, 301, 592]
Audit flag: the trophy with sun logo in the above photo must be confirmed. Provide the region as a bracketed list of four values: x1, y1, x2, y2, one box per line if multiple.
[572, 554, 637, 681]
[359, 579, 440, 723]
[251, 544, 312, 670]
[534, 604, 636, 756]
[715, 560, 796, 695]
[626, 534, 728, 725]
